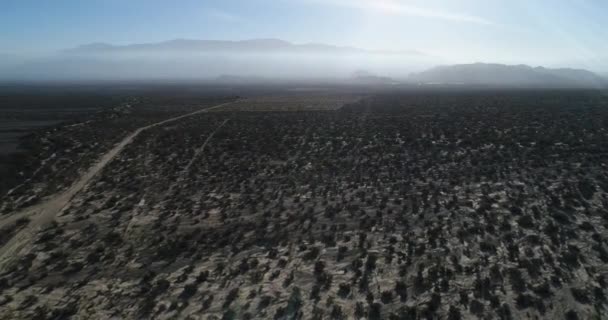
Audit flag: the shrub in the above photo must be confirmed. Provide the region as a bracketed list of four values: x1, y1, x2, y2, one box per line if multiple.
[369, 302, 382, 320]
[355, 302, 366, 318]
[330, 305, 345, 320]
[221, 309, 236, 320]
[310, 284, 321, 301]
[283, 271, 294, 288]
[448, 306, 462, 320]
[497, 303, 512, 320]
[337, 246, 348, 262]
[337, 283, 351, 299]
[570, 287, 591, 304]
[304, 247, 321, 260]
[314, 261, 325, 276]
[395, 281, 407, 302]
[469, 299, 484, 315]
[258, 295, 272, 311]
[223, 288, 239, 309]
[565, 310, 579, 320]
[380, 291, 393, 304]
[179, 283, 197, 300]
[515, 294, 534, 309]
[285, 288, 302, 318]
[517, 215, 534, 229]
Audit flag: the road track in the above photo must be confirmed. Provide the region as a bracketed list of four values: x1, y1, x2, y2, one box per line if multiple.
[182, 118, 230, 173]
[0, 100, 236, 272]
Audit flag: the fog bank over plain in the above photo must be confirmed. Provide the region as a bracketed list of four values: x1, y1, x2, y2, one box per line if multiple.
[0, 39, 438, 82]
[1, 39, 606, 88]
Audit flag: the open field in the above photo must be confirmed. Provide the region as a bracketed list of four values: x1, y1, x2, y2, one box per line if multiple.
[211, 94, 363, 112]
[0, 120, 62, 154]
[0, 89, 607, 319]
[0, 93, 121, 155]
[0, 92, 237, 212]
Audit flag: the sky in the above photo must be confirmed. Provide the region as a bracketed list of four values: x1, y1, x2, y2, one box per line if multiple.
[2, 0, 608, 71]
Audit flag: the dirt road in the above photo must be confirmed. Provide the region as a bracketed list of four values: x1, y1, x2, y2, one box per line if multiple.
[0, 100, 236, 272]
[182, 118, 230, 173]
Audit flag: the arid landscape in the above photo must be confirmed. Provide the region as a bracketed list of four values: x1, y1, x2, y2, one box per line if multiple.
[4, 0, 608, 318]
[0, 88, 607, 319]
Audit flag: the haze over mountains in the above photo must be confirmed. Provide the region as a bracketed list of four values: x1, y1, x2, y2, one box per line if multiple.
[1, 39, 434, 82]
[1, 38, 606, 88]
[65, 39, 425, 56]
[410, 63, 608, 88]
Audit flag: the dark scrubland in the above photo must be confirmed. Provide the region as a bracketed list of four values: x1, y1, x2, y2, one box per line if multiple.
[1, 89, 608, 319]
[0, 92, 237, 213]
[0, 93, 115, 199]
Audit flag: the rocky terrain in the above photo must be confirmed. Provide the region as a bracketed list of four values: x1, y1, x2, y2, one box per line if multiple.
[0, 91, 607, 319]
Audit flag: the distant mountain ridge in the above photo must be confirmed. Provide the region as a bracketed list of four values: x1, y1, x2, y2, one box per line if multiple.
[65, 39, 426, 56]
[350, 70, 397, 85]
[410, 63, 607, 88]
[2, 40, 606, 86]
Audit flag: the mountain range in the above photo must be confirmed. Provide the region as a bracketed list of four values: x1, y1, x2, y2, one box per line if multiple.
[64, 39, 426, 56]
[0, 39, 606, 87]
[409, 63, 607, 88]
[0, 39, 436, 81]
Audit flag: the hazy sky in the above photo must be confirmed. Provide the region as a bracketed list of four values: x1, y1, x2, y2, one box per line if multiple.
[2, 0, 608, 70]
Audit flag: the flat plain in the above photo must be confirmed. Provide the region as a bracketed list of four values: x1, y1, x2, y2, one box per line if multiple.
[0, 88, 607, 320]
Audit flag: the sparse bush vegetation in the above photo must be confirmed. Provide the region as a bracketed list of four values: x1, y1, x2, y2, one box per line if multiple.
[4, 91, 608, 319]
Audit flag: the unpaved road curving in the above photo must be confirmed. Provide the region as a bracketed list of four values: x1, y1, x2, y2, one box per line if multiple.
[0, 100, 236, 272]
